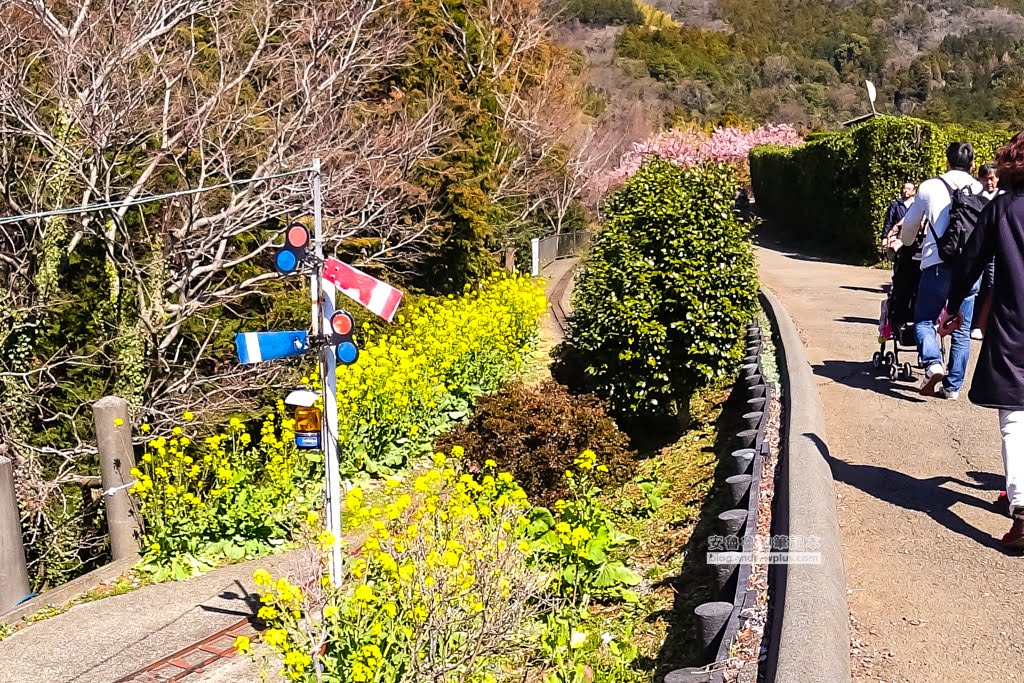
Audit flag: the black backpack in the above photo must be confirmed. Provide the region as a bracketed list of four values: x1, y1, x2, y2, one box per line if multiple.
[929, 178, 990, 264]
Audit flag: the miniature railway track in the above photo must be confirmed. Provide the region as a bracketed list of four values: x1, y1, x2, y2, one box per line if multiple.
[114, 618, 260, 682]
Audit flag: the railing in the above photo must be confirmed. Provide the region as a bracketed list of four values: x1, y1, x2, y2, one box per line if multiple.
[530, 231, 591, 276]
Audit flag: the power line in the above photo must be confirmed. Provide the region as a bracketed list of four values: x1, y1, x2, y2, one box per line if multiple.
[0, 166, 315, 226]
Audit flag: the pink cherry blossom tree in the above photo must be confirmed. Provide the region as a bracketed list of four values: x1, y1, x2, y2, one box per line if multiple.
[599, 124, 803, 195]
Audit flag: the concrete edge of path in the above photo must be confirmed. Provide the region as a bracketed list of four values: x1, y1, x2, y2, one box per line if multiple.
[759, 287, 851, 683]
[0, 556, 136, 624]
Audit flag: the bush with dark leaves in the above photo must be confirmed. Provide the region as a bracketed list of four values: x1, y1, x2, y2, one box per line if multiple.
[438, 381, 634, 506]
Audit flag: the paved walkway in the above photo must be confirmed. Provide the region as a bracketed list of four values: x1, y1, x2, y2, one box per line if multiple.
[540, 257, 578, 344]
[758, 242, 1024, 682]
[0, 552, 301, 682]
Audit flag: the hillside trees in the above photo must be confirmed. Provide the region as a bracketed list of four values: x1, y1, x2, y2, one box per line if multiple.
[0, 0, 588, 586]
[569, 0, 1024, 131]
[399, 0, 594, 291]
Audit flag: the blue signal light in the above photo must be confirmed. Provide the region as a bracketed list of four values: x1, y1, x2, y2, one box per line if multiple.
[336, 341, 358, 365]
[275, 249, 298, 273]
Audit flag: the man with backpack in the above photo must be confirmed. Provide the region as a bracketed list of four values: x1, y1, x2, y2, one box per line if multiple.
[899, 142, 986, 399]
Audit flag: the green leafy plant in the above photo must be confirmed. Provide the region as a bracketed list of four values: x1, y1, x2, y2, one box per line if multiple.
[131, 409, 319, 581]
[438, 380, 635, 507]
[23, 605, 67, 623]
[538, 605, 643, 683]
[561, 159, 758, 421]
[527, 450, 642, 601]
[619, 468, 670, 517]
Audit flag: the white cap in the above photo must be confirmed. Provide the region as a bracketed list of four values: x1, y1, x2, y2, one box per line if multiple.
[284, 389, 320, 407]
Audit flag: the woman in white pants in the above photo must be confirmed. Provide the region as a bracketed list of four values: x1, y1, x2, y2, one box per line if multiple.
[940, 132, 1024, 550]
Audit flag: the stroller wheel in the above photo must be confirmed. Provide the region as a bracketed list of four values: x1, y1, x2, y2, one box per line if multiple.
[888, 363, 899, 380]
[884, 351, 896, 366]
[901, 362, 913, 381]
[871, 351, 882, 368]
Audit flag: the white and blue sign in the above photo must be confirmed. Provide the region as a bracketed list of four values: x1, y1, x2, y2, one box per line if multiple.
[295, 432, 321, 449]
[235, 330, 309, 364]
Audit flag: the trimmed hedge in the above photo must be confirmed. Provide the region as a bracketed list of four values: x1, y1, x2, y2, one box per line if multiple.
[750, 116, 1012, 258]
[561, 159, 758, 420]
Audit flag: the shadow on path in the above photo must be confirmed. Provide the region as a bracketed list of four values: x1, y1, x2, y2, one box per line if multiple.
[201, 580, 262, 620]
[814, 359, 925, 404]
[804, 433, 1006, 550]
[841, 284, 889, 295]
[835, 315, 880, 326]
[966, 470, 1003, 492]
[753, 232, 879, 267]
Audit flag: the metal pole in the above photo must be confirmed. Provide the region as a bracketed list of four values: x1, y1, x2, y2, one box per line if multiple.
[0, 455, 31, 611]
[93, 396, 141, 560]
[312, 158, 344, 586]
[531, 237, 540, 276]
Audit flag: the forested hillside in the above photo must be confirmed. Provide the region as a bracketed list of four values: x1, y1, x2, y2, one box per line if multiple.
[560, 0, 1024, 138]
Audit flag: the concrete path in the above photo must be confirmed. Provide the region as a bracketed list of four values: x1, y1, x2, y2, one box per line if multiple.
[758, 242, 1024, 682]
[540, 257, 578, 345]
[0, 551, 302, 682]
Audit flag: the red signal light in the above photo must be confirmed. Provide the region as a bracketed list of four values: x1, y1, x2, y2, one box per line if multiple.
[330, 311, 353, 336]
[286, 223, 309, 249]
[328, 310, 358, 365]
[274, 221, 310, 275]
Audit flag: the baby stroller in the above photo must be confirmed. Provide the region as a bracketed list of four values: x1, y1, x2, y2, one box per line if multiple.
[873, 245, 920, 381]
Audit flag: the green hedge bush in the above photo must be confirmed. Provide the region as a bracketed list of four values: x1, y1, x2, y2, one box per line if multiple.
[560, 159, 758, 420]
[750, 115, 1013, 258]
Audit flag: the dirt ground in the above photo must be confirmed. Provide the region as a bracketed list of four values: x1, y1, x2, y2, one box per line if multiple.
[758, 242, 1024, 682]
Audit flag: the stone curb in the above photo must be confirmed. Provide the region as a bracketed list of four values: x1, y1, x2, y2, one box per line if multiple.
[759, 288, 851, 683]
[665, 320, 774, 683]
[0, 557, 136, 624]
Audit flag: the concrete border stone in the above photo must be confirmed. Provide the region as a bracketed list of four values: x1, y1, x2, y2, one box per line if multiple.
[759, 288, 851, 683]
[0, 557, 135, 624]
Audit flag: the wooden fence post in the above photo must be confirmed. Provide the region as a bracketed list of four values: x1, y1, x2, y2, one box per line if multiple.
[0, 455, 31, 611]
[92, 397, 141, 560]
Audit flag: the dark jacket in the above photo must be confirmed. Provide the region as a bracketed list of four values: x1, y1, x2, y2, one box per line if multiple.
[948, 191, 1024, 410]
[883, 196, 912, 238]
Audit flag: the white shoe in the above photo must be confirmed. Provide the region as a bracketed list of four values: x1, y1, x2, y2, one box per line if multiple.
[971, 329, 984, 341]
[940, 387, 960, 400]
[920, 363, 945, 396]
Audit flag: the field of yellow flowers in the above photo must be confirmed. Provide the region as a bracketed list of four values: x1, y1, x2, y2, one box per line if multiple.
[248, 447, 648, 683]
[330, 273, 548, 474]
[244, 384, 738, 683]
[130, 273, 547, 580]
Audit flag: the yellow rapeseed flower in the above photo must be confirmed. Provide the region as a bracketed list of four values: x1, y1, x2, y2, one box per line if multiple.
[233, 635, 251, 653]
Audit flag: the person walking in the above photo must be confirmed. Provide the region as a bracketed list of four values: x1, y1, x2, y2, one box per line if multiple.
[971, 163, 1001, 341]
[882, 181, 916, 244]
[938, 132, 1024, 549]
[899, 142, 984, 399]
